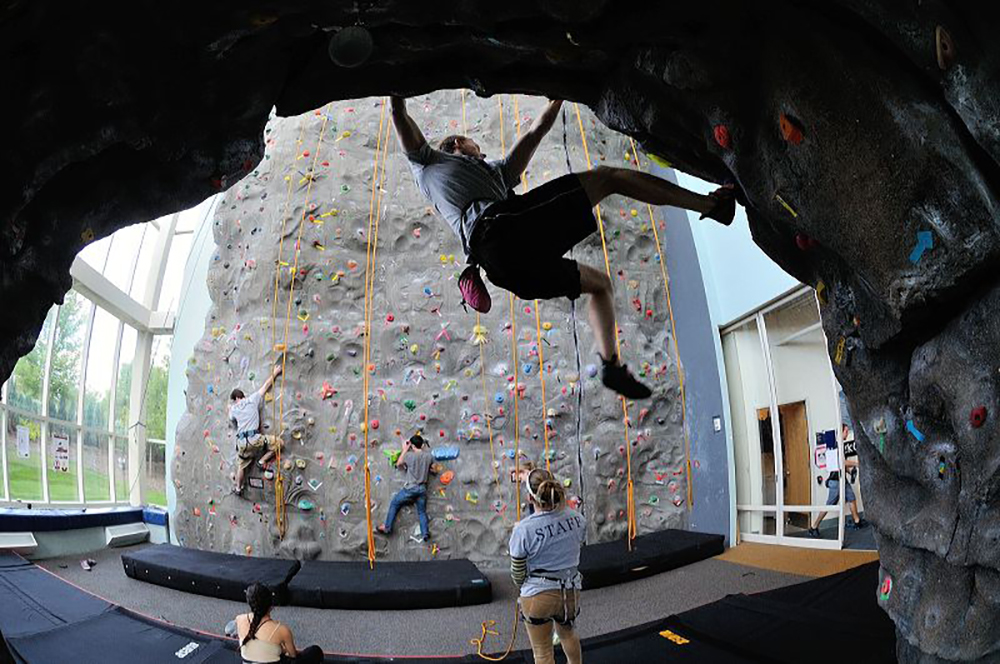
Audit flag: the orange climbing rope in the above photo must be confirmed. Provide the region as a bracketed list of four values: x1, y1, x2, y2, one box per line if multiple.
[573, 103, 637, 547]
[497, 96, 522, 522]
[361, 98, 395, 568]
[267, 119, 307, 527]
[628, 137, 694, 509]
[270, 106, 333, 538]
[513, 95, 552, 473]
[466, 95, 523, 663]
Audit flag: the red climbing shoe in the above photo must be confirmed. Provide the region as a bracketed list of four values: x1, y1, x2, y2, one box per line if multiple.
[700, 185, 736, 226]
[375, 525, 389, 535]
[601, 356, 652, 400]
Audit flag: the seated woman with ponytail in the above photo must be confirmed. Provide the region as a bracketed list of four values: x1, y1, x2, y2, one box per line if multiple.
[509, 468, 586, 664]
[236, 583, 323, 664]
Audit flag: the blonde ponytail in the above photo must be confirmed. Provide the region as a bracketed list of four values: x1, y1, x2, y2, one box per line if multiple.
[527, 469, 565, 511]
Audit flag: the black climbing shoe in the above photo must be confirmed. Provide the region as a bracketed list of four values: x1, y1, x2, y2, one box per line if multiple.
[807, 527, 821, 538]
[601, 357, 652, 400]
[700, 185, 736, 226]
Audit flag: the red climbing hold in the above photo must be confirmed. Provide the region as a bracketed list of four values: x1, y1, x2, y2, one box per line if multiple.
[386, 314, 394, 323]
[795, 233, 819, 251]
[713, 125, 731, 150]
[371, 419, 380, 430]
[779, 113, 804, 145]
[303, 150, 310, 157]
[971, 406, 987, 428]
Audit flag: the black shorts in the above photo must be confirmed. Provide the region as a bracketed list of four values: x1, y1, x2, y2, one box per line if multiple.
[468, 173, 596, 301]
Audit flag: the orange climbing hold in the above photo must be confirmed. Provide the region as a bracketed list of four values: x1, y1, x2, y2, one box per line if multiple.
[440, 470, 455, 485]
[779, 113, 804, 144]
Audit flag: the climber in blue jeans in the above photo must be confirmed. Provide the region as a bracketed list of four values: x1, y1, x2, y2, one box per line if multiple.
[377, 434, 433, 542]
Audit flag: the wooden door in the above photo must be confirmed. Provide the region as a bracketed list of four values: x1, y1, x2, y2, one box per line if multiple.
[779, 401, 810, 528]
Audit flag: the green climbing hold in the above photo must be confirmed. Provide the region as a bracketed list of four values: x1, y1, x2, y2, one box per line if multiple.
[298, 499, 315, 511]
[404, 399, 417, 411]
[341, 184, 350, 192]
[383, 449, 402, 465]
[326, 353, 336, 362]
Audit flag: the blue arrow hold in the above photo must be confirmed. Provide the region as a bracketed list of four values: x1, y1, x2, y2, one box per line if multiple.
[906, 419, 925, 442]
[909, 231, 934, 264]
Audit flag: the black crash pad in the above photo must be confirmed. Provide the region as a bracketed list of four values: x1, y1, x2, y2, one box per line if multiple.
[288, 558, 492, 609]
[121, 544, 300, 603]
[579, 529, 725, 590]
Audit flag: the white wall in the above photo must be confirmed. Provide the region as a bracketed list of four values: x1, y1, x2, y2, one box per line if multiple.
[164, 199, 218, 539]
[677, 173, 799, 327]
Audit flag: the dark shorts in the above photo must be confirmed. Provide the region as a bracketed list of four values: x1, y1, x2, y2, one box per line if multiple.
[468, 173, 596, 301]
[825, 478, 856, 505]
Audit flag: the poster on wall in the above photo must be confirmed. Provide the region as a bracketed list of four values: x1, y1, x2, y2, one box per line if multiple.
[16, 425, 29, 459]
[53, 433, 70, 472]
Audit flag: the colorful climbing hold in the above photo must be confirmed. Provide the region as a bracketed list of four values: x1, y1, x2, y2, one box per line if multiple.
[779, 113, 804, 144]
[936, 26, 955, 71]
[906, 420, 925, 442]
[971, 406, 988, 428]
[440, 470, 455, 485]
[909, 230, 934, 264]
[879, 574, 892, 601]
[713, 125, 731, 150]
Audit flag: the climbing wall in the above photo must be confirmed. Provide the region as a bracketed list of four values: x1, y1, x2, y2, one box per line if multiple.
[173, 92, 688, 565]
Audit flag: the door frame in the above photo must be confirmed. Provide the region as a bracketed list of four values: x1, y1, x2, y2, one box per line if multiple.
[726, 287, 844, 550]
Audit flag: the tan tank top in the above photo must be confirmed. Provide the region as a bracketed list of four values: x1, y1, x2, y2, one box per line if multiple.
[240, 618, 282, 663]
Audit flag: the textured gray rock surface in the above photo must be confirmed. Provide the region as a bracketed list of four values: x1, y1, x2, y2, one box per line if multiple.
[173, 94, 686, 566]
[6, 1, 1000, 660]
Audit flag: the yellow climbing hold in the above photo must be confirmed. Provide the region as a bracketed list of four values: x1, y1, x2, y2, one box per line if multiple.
[410, 343, 419, 355]
[816, 280, 828, 306]
[542, 322, 553, 331]
[775, 193, 799, 218]
[647, 153, 672, 168]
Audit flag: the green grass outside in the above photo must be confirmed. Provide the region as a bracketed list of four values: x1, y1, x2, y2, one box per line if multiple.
[6, 456, 166, 506]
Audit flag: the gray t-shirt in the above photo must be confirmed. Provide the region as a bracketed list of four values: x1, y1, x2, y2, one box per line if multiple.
[229, 392, 262, 437]
[405, 143, 518, 251]
[402, 447, 433, 490]
[509, 508, 585, 597]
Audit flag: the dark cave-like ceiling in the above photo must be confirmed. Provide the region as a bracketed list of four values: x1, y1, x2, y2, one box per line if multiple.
[5, 1, 1000, 660]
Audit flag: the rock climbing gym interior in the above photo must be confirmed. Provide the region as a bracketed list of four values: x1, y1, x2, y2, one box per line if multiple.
[1, 3, 994, 663]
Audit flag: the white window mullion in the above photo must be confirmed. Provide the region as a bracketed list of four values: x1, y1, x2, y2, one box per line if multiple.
[756, 310, 786, 542]
[38, 305, 60, 504]
[108, 321, 124, 503]
[77, 300, 96, 502]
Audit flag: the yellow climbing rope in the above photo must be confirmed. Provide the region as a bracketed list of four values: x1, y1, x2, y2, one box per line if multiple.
[513, 95, 552, 473]
[267, 119, 307, 532]
[269, 106, 333, 538]
[628, 137, 694, 509]
[361, 98, 395, 569]
[573, 103, 637, 547]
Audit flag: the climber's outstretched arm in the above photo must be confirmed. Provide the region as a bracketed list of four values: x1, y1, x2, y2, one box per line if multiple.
[505, 99, 563, 179]
[391, 96, 428, 154]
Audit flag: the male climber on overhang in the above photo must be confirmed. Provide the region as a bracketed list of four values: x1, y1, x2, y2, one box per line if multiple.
[391, 95, 735, 399]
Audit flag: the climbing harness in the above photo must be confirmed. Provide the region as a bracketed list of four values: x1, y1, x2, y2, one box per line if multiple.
[627, 137, 694, 509]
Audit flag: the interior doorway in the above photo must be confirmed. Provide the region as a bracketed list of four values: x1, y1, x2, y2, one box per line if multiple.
[723, 287, 852, 550]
